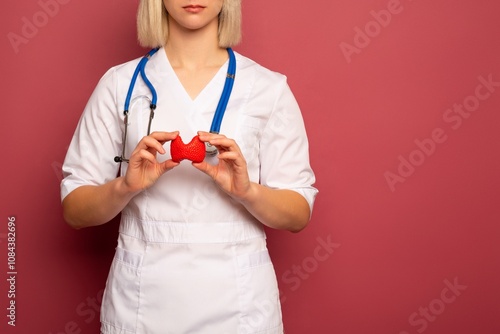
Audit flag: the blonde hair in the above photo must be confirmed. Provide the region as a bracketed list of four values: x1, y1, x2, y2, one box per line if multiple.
[137, 0, 242, 48]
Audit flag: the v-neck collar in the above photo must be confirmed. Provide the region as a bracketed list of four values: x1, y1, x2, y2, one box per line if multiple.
[157, 47, 230, 105]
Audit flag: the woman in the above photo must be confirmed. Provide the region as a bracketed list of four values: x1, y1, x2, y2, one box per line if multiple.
[61, 0, 318, 333]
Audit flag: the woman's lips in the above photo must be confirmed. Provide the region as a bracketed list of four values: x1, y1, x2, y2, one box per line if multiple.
[183, 5, 205, 13]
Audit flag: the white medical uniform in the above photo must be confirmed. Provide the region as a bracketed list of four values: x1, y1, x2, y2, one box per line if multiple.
[61, 48, 318, 334]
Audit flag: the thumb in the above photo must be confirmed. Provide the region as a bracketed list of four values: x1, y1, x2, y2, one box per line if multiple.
[192, 161, 214, 178]
[159, 160, 180, 174]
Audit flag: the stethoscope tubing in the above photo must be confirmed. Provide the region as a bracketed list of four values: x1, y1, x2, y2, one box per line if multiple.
[116, 47, 236, 163]
[124, 48, 160, 114]
[210, 48, 236, 134]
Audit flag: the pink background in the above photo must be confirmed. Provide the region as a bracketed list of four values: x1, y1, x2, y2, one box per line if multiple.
[1, 0, 500, 333]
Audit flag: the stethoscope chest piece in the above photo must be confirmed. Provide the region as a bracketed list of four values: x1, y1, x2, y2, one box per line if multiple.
[205, 142, 218, 156]
[116, 48, 236, 163]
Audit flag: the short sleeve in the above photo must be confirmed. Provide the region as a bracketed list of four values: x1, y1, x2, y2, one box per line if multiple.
[259, 79, 318, 213]
[60, 68, 122, 201]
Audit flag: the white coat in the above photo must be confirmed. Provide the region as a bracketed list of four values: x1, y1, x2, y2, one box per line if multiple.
[61, 48, 318, 334]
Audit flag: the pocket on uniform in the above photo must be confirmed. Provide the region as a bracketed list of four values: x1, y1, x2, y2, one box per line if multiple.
[100, 247, 143, 333]
[236, 115, 265, 183]
[237, 116, 264, 162]
[236, 250, 283, 334]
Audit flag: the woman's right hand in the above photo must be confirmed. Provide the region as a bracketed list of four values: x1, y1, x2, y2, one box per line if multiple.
[62, 131, 179, 229]
[123, 131, 180, 193]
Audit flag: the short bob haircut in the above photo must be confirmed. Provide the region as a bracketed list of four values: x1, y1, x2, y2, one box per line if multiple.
[137, 0, 242, 48]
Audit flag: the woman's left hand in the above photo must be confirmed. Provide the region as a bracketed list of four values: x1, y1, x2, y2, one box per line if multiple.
[192, 131, 252, 202]
[194, 132, 310, 232]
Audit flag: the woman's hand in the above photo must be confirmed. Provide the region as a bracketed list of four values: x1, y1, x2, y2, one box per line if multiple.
[124, 131, 180, 193]
[63, 131, 179, 229]
[193, 131, 252, 202]
[193, 131, 310, 232]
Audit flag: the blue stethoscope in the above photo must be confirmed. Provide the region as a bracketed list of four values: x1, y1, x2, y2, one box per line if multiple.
[114, 48, 236, 163]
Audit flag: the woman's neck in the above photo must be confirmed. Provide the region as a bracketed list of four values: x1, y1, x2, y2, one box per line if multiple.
[165, 18, 228, 70]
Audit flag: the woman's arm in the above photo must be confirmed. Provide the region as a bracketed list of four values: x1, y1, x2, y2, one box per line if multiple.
[194, 132, 311, 232]
[238, 184, 311, 232]
[63, 132, 179, 229]
[62, 178, 137, 229]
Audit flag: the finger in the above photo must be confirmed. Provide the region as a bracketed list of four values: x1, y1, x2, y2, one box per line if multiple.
[148, 131, 180, 150]
[209, 138, 242, 154]
[129, 149, 159, 166]
[217, 152, 247, 169]
[159, 160, 180, 173]
[202, 134, 235, 146]
[197, 130, 210, 138]
[197, 132, 242, 154]
[197, 131, 227, 142]
[192, 161, 215, 178]
[217, 151, 242, 161]
[150, 131, 179, 142]
[133, 133, 176, 156]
